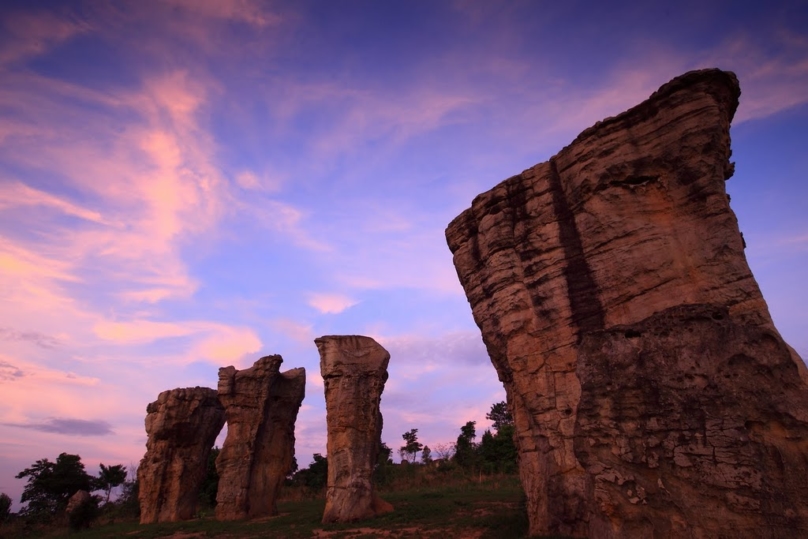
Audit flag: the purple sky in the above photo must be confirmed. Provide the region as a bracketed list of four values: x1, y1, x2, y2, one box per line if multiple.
[1, 1, 807, 509]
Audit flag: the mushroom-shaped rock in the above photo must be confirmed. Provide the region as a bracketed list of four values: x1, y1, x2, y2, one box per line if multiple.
[316, 335, 393, 523]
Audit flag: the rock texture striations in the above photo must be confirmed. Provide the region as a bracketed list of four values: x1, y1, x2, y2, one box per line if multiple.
[138, 387, 225, 523]
[446, 69, 808, 538]
[316, 335, 393, 523]
[215, 356, 306, 520]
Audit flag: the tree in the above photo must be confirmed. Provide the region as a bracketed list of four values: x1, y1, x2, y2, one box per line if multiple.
[486, 401, 513, 433]
[421, 445, 432, 464]
[374, 442, 394, 485]
[199, 447, 220, 508]
[15, 453, 92, 516]
[95, 464, 127, 504]
[460, 421, 477, 442]
[400, 429, 423, 463]
[454, 421, 478, 468]
[479, 424, 518, 474]
[292, 454, 328, 491]
[432, 443, 455, 461]
[117, 465, 139, 518]
[0, 492, 11, 522]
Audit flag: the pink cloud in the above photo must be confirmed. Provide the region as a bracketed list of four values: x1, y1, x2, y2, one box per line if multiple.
[306, 293, 358, 314]
[190, 326, 263, 367]
[269, 319, 315, 345]
[92, 320, 195, 344]
[162, 0, 282, 28]
[0, 182, 105, 223]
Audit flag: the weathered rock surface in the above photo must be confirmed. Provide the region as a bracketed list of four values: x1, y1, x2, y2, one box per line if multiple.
[138, 387, 224, 524]
[576, 304, 808, 538]
[215, 356, 306, 520]
[316, 335, 393, 523]
[446, 68, 808, 537]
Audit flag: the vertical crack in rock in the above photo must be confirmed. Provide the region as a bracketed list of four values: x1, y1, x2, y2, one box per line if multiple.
[215, 356, 306, 520]
[548, 157, 605, 340]
[138, 387, 224, 523]
[446, 68, 808, 538]
[316, 335, 393, 523]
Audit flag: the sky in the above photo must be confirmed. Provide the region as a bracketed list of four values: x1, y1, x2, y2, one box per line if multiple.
[1, 0, 807, 510]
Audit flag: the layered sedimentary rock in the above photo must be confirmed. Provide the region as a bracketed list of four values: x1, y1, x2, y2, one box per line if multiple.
[316, 335, 393, 523]
[215, 355, 306, 520]
[446, 69, 808, 537]
[138, 387, 224, 523]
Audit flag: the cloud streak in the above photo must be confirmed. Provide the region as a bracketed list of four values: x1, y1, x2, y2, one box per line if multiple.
[0, 328, 59, 349]
[2, 418, 114, 437]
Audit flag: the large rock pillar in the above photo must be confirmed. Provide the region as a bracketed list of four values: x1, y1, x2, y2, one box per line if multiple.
[138, 387, 224, 523]
[446, 69, 808, 537]
[215, 355, 306, 520]
[316, 335, 393, 523]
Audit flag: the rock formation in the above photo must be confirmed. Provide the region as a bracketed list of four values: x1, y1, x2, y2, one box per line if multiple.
[445, 69, 808, 538]
[65, 489, 91, 516]
[138, 387, 225, 523]
[215, 355, 306, 520]
[316, 335, 393, 523]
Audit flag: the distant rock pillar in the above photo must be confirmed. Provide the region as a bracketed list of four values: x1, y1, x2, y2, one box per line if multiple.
[138, 387, 225, 523]
[215, 355, 306, 520]
[316, 335, 393, 523]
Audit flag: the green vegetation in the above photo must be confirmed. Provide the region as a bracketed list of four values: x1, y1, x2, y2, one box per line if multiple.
[0, 493, 11, 523]
[3, 472, 538, 538]
[399, 429, 423, 463]
[15, 453, 94, 518]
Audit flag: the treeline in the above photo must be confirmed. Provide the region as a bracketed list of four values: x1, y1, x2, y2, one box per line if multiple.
[288, 401, 518, 494]
[2, 452, 136, 531]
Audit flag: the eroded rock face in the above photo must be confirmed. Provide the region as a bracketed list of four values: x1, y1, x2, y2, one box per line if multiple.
[138, 387, 224, 524]
[215, 356, 306, 520]
[445, 69, 808, 537]
[576, 304, 808, 538]
[316, 335, 393, 523]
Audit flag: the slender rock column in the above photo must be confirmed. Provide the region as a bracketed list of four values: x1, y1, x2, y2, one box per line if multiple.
[316, 335, 393, 523]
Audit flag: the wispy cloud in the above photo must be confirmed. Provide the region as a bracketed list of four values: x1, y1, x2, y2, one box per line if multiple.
[0, 361, 24, 381]
[2, 418, 113, 437]
[0, 9, 90, 67]
[162, 0, 282, 28]
[270, 319, 315, 345]
[0, 328, 59, 349]
[307, 293, 358, 314]
[703, 31, 808, 122]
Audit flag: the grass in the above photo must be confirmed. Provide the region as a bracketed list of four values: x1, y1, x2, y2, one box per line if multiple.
[2, 475, 543, 539]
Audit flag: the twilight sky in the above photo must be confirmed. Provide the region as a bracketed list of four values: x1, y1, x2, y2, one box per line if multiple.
[1, 0, 807, 508]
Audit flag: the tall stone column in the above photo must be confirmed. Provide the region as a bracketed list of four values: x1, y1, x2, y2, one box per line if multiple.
[138, 387, 224, 523]
[446, 69, 808, 537]
[215, 355, 306, 520]
[316, 335, 393, 523]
